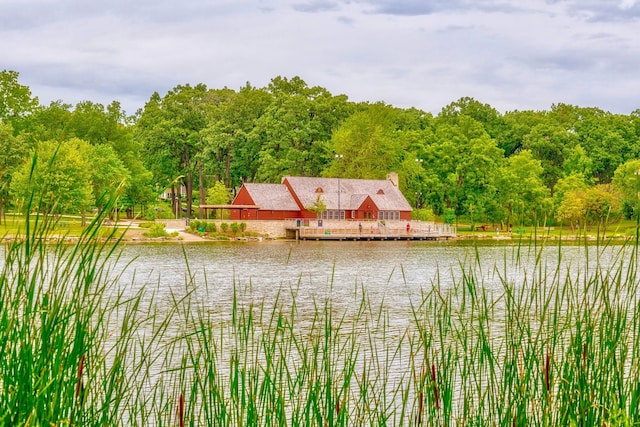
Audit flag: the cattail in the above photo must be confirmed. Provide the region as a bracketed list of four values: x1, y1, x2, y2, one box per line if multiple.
[431, 364, 440, 410]
[544, 352, 550, 393]
[178, 393, 185, 427]
[336, 400, 340, 416]
[76, 354, 85, 401]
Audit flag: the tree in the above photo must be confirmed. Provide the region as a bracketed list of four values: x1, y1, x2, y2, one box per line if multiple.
[571, 107, 637, 183]
[0, 70, 39, 124]
[306, 195, 327, 219]
[553, 173, 588, 228]
[137, 84, 208, 219]
[424, 115, 504, 219]
[206, 181, 233, 205]
[499, 110, 545, 157]
[522, 122, 578, 192]
[10, 139, 95, 215]
[611, 159, 640, 219]
[324, 103, 403, 180]
[583, 184, 619, 227]
[556, 190, 585, 231]
[254, 76, 353, 182]
[201, 85, 272, 190]
[88, 144, 130, 206]
[17, 101, 73, 143]
[495, 150, 550, 226]
[563, 144, 593, 180]
[439, 97, 506, 142]
[0, 123, 27, 222]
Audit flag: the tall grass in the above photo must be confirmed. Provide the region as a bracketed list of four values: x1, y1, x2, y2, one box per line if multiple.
[2, 204, 640, 425]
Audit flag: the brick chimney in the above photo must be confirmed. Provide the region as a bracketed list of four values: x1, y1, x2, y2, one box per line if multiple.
[386, 172, 399, 187]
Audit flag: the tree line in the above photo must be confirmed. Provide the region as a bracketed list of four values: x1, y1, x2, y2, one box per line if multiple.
[2, 69, 640, 228]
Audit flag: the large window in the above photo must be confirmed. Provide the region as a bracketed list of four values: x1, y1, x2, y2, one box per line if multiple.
[379, 211, 399, 221]
[322, 210, 345, 220]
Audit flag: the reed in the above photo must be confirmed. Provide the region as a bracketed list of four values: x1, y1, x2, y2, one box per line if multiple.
[2, 204, 640, 425]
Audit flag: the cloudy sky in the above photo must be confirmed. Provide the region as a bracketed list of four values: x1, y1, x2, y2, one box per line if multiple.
[2, 0, 639, 116]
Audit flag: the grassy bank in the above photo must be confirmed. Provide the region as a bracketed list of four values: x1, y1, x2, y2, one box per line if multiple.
[2, 210, 640, 425]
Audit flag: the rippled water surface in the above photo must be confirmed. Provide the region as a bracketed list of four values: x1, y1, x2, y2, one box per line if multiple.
[110, 240, 633, 317]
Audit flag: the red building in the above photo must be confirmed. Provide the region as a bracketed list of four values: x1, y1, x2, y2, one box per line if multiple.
[230, 174, 412, 221]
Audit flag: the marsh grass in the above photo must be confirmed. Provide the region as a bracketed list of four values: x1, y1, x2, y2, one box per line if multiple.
[3, 202, 640, 425]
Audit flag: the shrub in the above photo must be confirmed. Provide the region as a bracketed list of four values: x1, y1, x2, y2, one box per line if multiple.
[206, 222, 217, 233]
[142, 223, 177, 238]
[230, 222, 239, 235]
[239, 222, 247, 233]
[444, 208, 456, 225]
[142, 209, 157, 221]
[220, 222, 229, 233]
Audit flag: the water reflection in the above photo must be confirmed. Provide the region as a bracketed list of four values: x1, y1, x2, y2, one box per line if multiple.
[108, 240, 632, 334]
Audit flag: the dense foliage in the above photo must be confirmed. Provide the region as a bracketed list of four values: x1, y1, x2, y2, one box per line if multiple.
[2, 69, 640, 226]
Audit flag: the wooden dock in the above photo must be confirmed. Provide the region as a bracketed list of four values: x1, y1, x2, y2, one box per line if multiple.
[286, 222, 456, 241]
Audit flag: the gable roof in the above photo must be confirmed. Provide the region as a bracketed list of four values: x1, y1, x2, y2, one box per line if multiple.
[283, 176, 412, 211]
[242, 183, 300, 211]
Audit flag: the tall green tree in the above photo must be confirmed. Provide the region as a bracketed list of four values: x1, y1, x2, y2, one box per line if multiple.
[583, 184, 619, 227]
[205, 180, 233, 205]
[611, 159, 640, 219]
[553, 173, 589, 228]
[201, 85, 272, 190]
[254, 76, 353, 181]
[424, 115, 504, 219]
[10, 139, 95, 215]
[324, 103, 403, 180]
[500, 110, 546, 157]
[88, 144, 130, 206]
[0, 123, 27, 222]
[137, 84, 208, 218]
[439, 97, 507, 141]
[495, 150, 550, 226]
[522, 121, 578, 192]
[0, 70, 39, 125]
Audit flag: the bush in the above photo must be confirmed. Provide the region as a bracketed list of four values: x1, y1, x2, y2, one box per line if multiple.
[142, 223, 177, 238]
[142, 209, 157, 221]
[230, 222, 239, 235]
[206, 222, 217, 233]
[220, 222, 229, 233]
[239, 222, 247, 233]
[189, 220, 200, 231]
[444, 208, 456, 225]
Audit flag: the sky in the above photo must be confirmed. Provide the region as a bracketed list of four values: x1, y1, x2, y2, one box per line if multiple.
[1, 0, 639, 116]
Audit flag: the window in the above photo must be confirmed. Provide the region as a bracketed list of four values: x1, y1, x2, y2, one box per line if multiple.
[322, 210, 345, 220]
[379, 211, 399, 220]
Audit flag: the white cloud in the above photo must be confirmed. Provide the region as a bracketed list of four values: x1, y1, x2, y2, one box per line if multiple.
[1, 0, 639, 115]
[619, 0, 637, 10]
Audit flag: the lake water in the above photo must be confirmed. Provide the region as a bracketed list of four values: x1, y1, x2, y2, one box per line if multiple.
[113, 240, 631, 308]
[108, 239, 637, 355]
[5, 238, 638, 423]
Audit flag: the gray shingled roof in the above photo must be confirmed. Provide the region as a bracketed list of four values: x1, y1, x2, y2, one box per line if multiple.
[243, 183, 300, 211]
[283, 176, 412, 211]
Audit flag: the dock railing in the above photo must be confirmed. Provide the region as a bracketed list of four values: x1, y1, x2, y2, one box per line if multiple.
[286, 220, 456, 240]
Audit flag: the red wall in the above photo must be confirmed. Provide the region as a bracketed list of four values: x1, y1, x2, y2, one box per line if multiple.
[231, 208, 301, 221]
[233, 186, 255, 205]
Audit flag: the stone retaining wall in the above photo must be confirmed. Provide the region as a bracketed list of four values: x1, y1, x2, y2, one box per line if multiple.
[157, 219, 289, 238]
